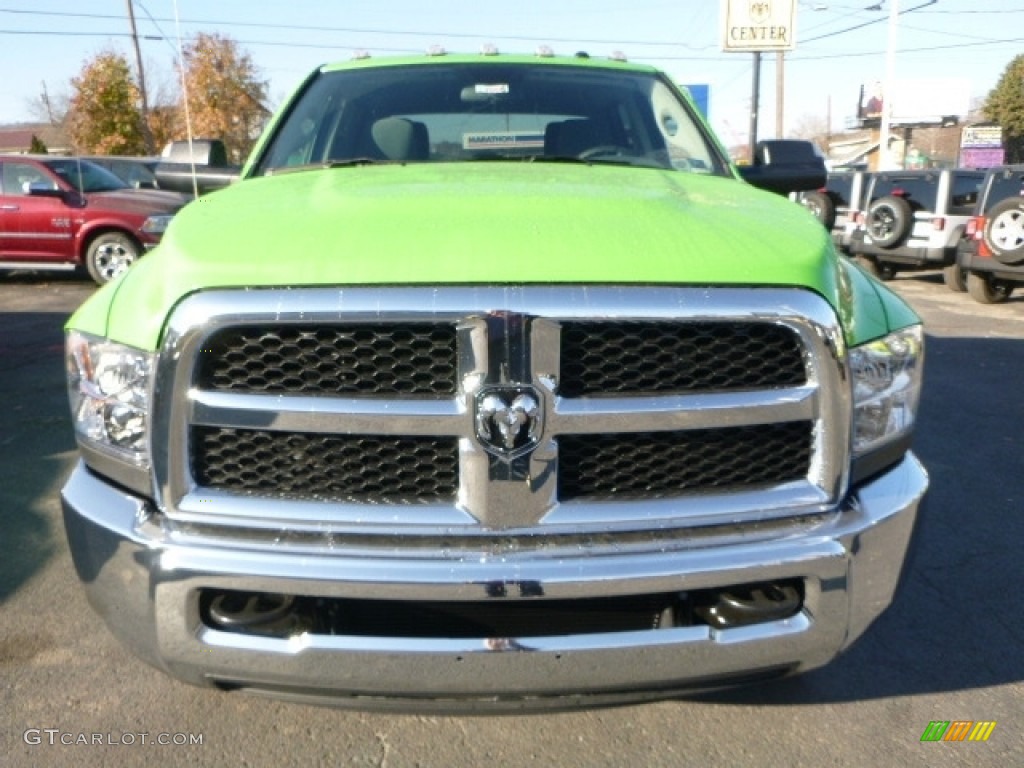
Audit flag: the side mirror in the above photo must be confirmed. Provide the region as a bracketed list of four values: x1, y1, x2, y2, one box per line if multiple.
[738, 140, 827, 196]
[26, 182, 84, 207]
[25, 182, 65, 199]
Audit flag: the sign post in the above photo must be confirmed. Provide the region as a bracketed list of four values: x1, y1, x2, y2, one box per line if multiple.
[720, 0, 797, 160]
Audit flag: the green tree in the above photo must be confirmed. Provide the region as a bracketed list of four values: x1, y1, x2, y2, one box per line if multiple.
[179, 33, 269, 163]
[984, 54, 1024, 163]
[67, 51, 147, 155]
[29, 135, 48, 154]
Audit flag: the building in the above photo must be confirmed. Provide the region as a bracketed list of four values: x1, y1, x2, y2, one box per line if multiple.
[0, 123, 71, 155]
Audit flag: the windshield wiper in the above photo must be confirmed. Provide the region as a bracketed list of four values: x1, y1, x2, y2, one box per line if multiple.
[265, 158, 388, 176]
[325, 158, 391, 168]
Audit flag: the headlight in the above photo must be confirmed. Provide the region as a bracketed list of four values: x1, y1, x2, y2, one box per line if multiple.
[850, 325, 924, 459]
[66, 331, 155, 471]
[141, 214, 174, 234]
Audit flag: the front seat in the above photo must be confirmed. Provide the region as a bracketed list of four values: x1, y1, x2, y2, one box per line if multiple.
[371, 117, 430, 161]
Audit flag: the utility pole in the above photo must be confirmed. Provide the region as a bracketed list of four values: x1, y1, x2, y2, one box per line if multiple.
[826, 94, 832, 150]
[749, 51, 761, 162]
[40, 81, 55, 125]
[878, 0, 899, 170]
[775, 51, 785, 139]
[125, 0, 156, 154]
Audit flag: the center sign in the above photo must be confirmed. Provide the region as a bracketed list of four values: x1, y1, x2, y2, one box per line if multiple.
[721, 0, 797, 52]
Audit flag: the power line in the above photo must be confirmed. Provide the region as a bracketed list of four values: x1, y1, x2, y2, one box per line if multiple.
[800, 0, 938, 44]
[0, 7, 702, 49]
[791, 35, 1024, 61]
[2, 4, 1021, 66]
[3, 24, 1019, 63]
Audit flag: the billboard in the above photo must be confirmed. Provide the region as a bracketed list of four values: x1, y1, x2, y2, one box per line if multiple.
[961, 124, 1003, 148]
[721, 0, 797, 53]
[960, 124, 1005, 170]
[858, 78, 971, 125]
[960, 148, 1005, 169]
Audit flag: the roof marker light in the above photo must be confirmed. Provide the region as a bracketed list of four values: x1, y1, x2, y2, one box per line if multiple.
[480, 43, 499, 56]
[351, 50, 371, 60]
[426, 45, 447, 57]
[609, 50, 628, 62]
[535, 45, 555, 58]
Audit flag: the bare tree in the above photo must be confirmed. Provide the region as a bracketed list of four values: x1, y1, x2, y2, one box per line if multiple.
[25, 81, 69, 126]
[789, 113, 830, 147]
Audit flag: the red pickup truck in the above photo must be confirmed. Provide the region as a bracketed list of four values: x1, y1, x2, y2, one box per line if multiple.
[0, 155, 186, 284]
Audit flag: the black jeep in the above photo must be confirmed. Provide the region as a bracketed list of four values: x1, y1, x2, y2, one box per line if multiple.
[957, 164, 1024, 304]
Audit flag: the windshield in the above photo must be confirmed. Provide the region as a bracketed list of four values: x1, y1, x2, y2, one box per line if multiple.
[254, 62, 726, 176]
[43, 158, 130, 193]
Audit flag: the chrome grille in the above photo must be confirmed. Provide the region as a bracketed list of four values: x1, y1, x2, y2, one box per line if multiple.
[196, 323, 457, 395]
[558, 422, 813, 501]
[153, 287, 850, 533]
[559, 321, 806, 396]
[191, 427, 459, 502]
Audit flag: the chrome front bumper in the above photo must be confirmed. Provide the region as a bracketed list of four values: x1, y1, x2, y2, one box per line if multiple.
[61, 454, 927, 711]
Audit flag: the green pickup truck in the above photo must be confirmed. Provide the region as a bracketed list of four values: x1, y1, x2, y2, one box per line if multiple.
[60, 51, 927, 711]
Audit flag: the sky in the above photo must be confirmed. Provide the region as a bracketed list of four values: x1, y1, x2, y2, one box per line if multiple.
[1, 0, 1022, 146]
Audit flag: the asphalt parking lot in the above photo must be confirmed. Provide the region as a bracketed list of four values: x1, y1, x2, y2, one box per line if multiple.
[0, 269, 1021, 768]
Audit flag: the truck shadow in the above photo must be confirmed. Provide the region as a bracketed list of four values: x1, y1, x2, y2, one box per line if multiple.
[5, 288, 1020, 703]
[0, 299, 85, 604]
[695, 333, 1024, 704]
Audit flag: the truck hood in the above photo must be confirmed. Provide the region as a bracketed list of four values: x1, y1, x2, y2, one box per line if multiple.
[161, 162, 833, 283]
[89, 163, 902, 349]
[86, 188, 186, 214]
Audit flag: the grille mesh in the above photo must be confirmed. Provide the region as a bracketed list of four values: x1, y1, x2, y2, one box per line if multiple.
[196, 324, 458, 395]
[184, 311, 821, 511]
[191, 427, 459, 502]
[559, 321, 805, 397]
[557, 422, 813, 501]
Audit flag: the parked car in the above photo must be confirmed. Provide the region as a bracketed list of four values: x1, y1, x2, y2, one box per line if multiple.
[956, 164, 1024, 303]
[797, 170, 870, 254]
[848, 168, 985, 290]
[81, 155, 162, 190]
[0, 155, 187, 283]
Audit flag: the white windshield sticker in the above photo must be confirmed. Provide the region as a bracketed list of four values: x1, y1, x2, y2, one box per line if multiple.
[475, 84, 510, 95]
[463, 132, 545, 150]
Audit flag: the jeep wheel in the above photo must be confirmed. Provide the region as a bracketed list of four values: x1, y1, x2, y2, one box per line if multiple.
[865, 195, 913, 248]
[85, 232, 140, 284]
[855, 255, 897, 281]
[800, 190, 836, 230]
[967, 272, 1013, 304]
[983, 196, 1024, 265]
[942, 262, 967, 292]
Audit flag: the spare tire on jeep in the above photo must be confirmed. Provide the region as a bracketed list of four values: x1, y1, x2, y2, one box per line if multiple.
[983, 196, 1024, 265]
[865, 195, 913, 248]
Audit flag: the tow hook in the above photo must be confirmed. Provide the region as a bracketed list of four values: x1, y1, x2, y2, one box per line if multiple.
[207, 592, 305, 635]
[694, 582, 802, 629]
